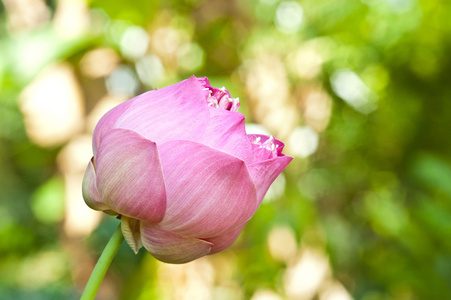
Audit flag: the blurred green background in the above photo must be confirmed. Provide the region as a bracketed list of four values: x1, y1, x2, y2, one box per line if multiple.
[1, 0, 451, 299]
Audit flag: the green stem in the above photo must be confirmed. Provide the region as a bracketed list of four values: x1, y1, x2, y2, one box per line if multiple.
[81, 223, 124, 300]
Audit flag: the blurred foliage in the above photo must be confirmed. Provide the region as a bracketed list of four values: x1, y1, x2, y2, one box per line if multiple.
[1, 0, 451, 299]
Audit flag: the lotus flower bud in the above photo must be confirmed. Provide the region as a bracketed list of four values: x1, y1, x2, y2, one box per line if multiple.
[82, 76, 292, 264]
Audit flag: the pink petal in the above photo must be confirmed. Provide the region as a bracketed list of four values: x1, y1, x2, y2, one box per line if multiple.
[247, 155, 293, 204]
[82, 157, 108, 211]
[204, 223, 247, 255]
[140, 222, 213, 264]
[92, 100, 135, 157]
[158, 140, 258, 238]
[113, 77, 210, 145]
[95, 128, 167, 223]
[202, 107, 255, 164]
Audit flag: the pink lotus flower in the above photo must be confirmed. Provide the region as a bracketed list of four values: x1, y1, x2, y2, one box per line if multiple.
[82, 76, 292, 264]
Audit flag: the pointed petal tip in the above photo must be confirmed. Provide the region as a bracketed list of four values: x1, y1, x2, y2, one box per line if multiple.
[121, 216, 143, 254]
[204, 224, 246, 255]
[248, 154, 293, 203]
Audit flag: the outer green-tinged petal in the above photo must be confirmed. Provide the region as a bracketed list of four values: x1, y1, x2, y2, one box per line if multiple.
[82, 158, 108, 211]
[158, 140, 258, 238]
[204, 224, 247, 255]
[140, 222, 213, 264]
[95, 128, 166, 223]
[121, 216, 142, 254]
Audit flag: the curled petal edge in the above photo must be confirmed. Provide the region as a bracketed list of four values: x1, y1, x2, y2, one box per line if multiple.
[82, 158, 108, 211]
